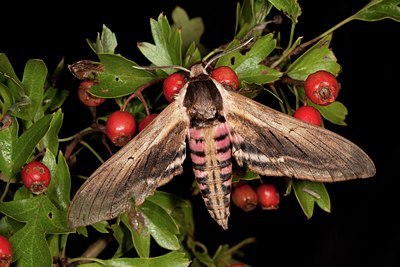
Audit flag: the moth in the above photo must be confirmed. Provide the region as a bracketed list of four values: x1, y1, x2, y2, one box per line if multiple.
[67, 59, 376, 230]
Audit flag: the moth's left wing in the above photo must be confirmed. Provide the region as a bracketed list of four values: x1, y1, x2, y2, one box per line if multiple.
[67, 100, 189, 228]
[222, 90, 376, 182]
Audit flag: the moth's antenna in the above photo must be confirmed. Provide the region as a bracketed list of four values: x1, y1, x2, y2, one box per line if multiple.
[204, 38, 254, 70]
[133, 64, 191, 73]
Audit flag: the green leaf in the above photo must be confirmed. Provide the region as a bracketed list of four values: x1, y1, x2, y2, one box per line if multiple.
[121, 213, 150, 258]
[137, 13, 182, 73]
[0, 116, 18, 178]
[0, 216, 24, 236]
[183, 42, 202, 68]
[42, 86, 69, 113]
[146, 191, 194, 237]
[354, 0, 400, 22]
[235, 0, 273, 39]
[0, 195, 71, 266]
[269, 0, 302, 22]
[139, 200, 180, 250]
[308, 100, 348, 126]
[19, 59, 48, 120]
[0, 83, 12, 116]
[293, 180, 331, 218]
[11, 114, 52, 178]
[91, 221, 110, 234]
[88, 24, 118, 53]
[171, 6, 204, 54]
[287, 34, 341, 80]
[46, 152, 71, 210]
[89, 54, 157, 98]
[79, 251, 191, 267]
[111, 223, 134, 258]
[42, 109, 63, 155]
[216, 35, 282, 84]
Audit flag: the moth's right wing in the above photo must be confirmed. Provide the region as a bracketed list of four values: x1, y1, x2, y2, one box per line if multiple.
[67, 100, 189, 228]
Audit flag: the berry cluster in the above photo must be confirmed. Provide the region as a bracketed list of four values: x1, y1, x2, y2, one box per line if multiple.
[293, 70, 339, 126]
[232, 182, 280, 212]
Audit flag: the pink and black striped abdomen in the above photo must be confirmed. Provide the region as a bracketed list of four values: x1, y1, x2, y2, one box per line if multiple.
[189, 122, 232, 229]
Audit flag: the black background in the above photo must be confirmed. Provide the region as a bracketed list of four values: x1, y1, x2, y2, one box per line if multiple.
[1, 1, 399, 266]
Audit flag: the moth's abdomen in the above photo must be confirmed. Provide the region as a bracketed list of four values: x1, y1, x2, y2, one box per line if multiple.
[189, 122, 232, 229]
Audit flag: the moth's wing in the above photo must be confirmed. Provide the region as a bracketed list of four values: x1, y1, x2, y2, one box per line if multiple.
[67, 100, 189, 228]
[222, 90, 376, 182]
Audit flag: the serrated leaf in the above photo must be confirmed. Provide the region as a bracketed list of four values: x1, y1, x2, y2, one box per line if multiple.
[11, 114, 52, 178]
[79, 251, 191, 267]
[293, 180, 331, 218]
[46, 152, 71, 210]
[183, 42, 202, 68]
[172, 6, 204, 54]
[42, 109, 63, 155]
[354, 0, 400, 22]
[89, 54, 157, 98]
[235, 0, 273, 39]
[269, 0, 302, 22]
[287, 35, 341, 80]
[216, 35, 282, 84]
[88, 24, 118, 53]
[0, 195, 71, 266]
[0, 116, 18, 178]
[139, 200, 180, 250]
[137, 13, 182, 73]
[19, 59, 47, 120]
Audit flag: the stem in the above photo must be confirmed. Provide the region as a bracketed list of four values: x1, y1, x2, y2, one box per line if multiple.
[80, 236, 113, 258]
[270, 40, 299, 70]
[0, 179, 11, 202]
[80, 140, 104, 164]
[286, 20, 296, 51]
[225, 237, 256, 255]
[268, 84, 286, 113]
[67, 257, 106, 266]
[292, 14, 356, 56]
[121, 79, 163, 113]
[59, 127, 93, 142]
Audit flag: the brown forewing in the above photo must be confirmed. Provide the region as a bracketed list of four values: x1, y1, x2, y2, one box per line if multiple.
[222, 89, 376, 182]
[67, 100, 189, 228]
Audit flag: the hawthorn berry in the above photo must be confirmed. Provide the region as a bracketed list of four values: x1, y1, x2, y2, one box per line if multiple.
[256, 183, 280, 210]
[163, 73, 186, 103]
[138, 113, 158, 132]
[232, 183, 258, 212]
[211, 66, 239, 90]
[0, 235, 12, 267]
[293, 105, 323, 126]
[304, 70, 339, 106]
[106, 110, 136, 147]
[77, 80, 106, 107]
[21, 161, 51, 195]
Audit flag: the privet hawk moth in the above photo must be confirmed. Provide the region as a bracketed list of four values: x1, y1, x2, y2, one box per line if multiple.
[67, 60, 376, 230]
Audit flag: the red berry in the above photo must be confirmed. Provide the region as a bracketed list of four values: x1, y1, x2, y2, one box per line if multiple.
[106, 111, 136, 147]
[21, 161, 51, 195]
[256, 183, 280, 210]
[293, 106, 323, 126]
[163, 73, 186, 103]
[138, 113, 158, 132]
[232, 183, 258, 212]
[304, 70, 339, 106]
[77, 80, 106, 107]
[211, 66, 239, 90]
[0, 235, 12, 267]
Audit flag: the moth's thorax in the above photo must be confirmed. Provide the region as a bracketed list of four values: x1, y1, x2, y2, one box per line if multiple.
[183, 78, 224, 127]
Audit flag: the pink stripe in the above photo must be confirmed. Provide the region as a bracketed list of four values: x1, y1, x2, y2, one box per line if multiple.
[189, 127, 204, 139]
[191, 153, 205, 165]
[216, 149, 232, 162]
[220, 165, 232, 175]
[189, 138, 204, 151]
